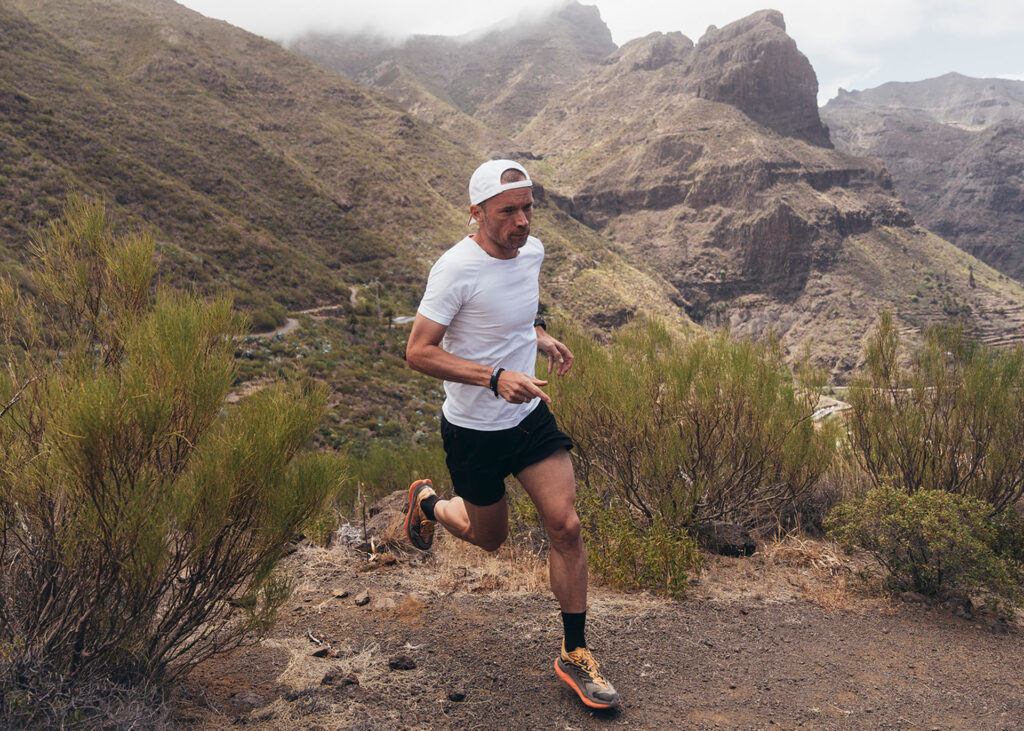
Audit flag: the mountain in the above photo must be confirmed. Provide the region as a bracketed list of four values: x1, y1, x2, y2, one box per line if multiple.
[515, 12, 1024, 373]
[0, 0, 683, 333]
[822, 73, 1024, 283]
[0, 0, 471, 320]
[294, 5, 1024, 375]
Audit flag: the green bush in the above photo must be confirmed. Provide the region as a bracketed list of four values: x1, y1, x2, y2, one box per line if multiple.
[825, 485, 1022, 606]
[0, 196, 344, 722]
[578, 486, 702, 600]
[551, 318, 836, 532]
[249, 300, 289, 333]
[848, 312, 1024, 512]
[345, 435, 450, 508]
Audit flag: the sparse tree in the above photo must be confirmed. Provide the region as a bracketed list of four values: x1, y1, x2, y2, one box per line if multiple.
[847, 311, 1024, 512]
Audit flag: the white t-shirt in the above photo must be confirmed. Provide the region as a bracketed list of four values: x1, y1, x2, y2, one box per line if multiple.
[417, 235, 543, 430]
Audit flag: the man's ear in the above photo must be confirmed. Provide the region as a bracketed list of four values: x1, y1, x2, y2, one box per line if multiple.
[469, 203, 484, 224]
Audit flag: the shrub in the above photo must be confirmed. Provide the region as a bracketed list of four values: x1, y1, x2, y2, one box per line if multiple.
[0, 196, 344, 716]
[847, 312, 1024, 512]
[345, 435, 450, 508]
[825, 485, 1022, 607]
[249, 300, 289, 333]
[578, 486, 702, 600]
[551, 318, 836, 532]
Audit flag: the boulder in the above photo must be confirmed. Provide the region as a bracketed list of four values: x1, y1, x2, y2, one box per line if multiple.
[388, 654, 417, 671]
[362, 490, 408, 546]
[696, 522, 757, 557]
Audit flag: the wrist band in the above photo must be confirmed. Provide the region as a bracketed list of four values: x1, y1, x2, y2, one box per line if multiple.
[533, 316, 547, 330]
[490, 367, 505, 398]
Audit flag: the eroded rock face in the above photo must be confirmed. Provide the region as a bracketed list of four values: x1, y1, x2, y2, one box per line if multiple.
[822, 74, 1024, 282]
[689, 10, 831, 147]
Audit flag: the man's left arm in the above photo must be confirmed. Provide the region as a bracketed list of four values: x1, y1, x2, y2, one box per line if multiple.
[535, 319, 574, 377]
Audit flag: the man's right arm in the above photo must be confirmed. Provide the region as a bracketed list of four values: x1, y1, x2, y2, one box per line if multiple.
[405, 314, 551, 405]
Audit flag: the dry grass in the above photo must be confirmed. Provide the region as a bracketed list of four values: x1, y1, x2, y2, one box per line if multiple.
[757, 535, 847, 575]
[692, 533, 876, 612]
[431, 531, 550, 596]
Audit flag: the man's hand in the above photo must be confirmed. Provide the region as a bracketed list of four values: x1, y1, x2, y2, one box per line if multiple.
[537, 330, 574, 376]
[497, 370, 551, 405]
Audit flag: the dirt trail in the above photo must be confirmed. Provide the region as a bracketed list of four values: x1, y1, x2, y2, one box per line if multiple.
[250, 318, 300, 339]
[176, 529, 1024, 730]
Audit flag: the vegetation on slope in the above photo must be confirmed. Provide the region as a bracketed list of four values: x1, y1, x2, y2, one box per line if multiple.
[0, 197, 344, 726]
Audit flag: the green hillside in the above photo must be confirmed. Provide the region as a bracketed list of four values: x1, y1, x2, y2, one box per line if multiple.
[0, 0, 472, 322]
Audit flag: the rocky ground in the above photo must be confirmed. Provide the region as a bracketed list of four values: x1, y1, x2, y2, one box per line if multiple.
[173, 497, 1024, 730]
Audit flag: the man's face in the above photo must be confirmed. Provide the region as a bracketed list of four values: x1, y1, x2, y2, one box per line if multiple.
[473, 186, 533, 251]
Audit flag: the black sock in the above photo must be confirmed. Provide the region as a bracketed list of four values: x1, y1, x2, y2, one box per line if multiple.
[561, 611, 586, 652]
[420, 494, 439, 521]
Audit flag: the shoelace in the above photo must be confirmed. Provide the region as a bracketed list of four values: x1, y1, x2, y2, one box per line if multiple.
[566, 648, 609, 687]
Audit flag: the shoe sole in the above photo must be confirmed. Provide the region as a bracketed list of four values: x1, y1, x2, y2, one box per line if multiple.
[405, 479, 432, 551]
[554, 658, 619, 710]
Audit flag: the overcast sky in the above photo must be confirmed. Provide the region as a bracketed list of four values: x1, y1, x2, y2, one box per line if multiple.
[179, 0, 1024, 104]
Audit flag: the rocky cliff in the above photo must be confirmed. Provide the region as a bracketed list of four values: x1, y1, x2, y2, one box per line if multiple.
[822, 74, 1024, 282]
[8, 1, 1024, 378]
[516, 14, 1024, 375]
[688, 10, 831, 147]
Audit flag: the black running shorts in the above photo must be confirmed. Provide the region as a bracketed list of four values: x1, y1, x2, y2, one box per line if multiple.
[440, 401, 574, 507]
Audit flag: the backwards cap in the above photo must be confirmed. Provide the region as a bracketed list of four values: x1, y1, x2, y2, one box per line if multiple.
[469, 159, 532, 206]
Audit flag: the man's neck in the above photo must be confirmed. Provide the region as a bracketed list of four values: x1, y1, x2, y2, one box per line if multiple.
[470, 233, 519, 260]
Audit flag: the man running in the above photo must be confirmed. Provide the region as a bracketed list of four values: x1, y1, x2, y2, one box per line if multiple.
[404, 159, 619, 710]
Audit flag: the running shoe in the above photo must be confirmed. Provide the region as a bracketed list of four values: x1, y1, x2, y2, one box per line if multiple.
[554, 641, 619, 710]
[405, 479, 436, 551]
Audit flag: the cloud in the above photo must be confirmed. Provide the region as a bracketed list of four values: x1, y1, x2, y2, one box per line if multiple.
[998, 73, 1024, 81]
[182, 0, 568, 42]
[928, 0, 1024, 35]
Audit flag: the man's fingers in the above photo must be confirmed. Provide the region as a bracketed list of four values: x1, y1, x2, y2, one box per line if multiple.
[532, 386, 552, 405]
[557, 345, 574, 376]
[527, 378, 551, 404]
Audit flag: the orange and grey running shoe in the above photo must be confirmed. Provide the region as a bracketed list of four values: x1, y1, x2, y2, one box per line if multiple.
[405, 479, 437, 551]
[555, 641, 619, 709]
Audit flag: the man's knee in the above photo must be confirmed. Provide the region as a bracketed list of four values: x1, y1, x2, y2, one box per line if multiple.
[547, 510, 582, 549]
[478, 527, 508, 553]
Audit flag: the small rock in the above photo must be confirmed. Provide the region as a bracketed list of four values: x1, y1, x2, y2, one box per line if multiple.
[448, 690, 467, 702]
[354, 592, 371, 606]
[986, 617, 1009, 635]
[388, 654, 417, 671]
[321, 670, 359, 687]
[376, 597, 397, 611]
[230, 690, 266, 711]
[900, 591, 928, 604]
[311, 647, 330, 658]
[332, 589, 349, 599]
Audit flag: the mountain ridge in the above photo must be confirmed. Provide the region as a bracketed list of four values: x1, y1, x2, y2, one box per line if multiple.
[822, 73, 1024, 283]
[0, 0, 688, 335]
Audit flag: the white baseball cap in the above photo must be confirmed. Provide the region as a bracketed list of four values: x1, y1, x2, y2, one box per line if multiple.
[468, 159, 532, 206]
